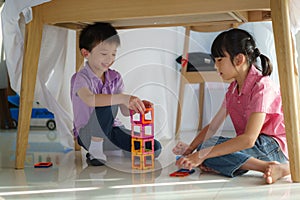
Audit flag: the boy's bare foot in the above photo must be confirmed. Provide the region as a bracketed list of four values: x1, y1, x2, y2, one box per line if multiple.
[263, 162, 290, 184]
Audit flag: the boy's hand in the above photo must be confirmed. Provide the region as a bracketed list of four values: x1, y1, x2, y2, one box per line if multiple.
[128, 95, 146, 114]
[142, 100, 153, 109]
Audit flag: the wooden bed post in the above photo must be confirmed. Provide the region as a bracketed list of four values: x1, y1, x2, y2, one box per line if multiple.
[271, 0, 300, 182]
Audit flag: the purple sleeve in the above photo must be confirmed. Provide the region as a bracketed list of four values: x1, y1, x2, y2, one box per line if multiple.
[71, 72, 90, 98]
[115, 72, 125, 94]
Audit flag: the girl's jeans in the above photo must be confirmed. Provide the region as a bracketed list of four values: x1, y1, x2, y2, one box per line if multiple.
[197, 134, 288, 177]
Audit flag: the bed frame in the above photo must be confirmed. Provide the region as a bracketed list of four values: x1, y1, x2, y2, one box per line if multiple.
[16, 0, 300, 182]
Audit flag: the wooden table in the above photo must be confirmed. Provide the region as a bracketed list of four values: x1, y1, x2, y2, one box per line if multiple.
[17, 0, 300, 182]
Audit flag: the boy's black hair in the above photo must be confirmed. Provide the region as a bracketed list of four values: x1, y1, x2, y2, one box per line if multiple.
[79, 22, 120, 52]
[211, 28, 272, 76]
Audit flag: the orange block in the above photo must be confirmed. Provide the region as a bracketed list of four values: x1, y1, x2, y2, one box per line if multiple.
[131, 137, 154, 154]
[132, 153, 154, 170]
[130, 107, 154, 125]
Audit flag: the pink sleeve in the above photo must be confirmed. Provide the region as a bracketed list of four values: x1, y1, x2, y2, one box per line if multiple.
[248, 81, 282, 114]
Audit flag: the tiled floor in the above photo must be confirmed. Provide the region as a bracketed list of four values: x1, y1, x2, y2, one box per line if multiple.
[0, 128, 299, 200]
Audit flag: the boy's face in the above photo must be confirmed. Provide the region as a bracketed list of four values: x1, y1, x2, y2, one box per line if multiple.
[86, 41, 118, 73]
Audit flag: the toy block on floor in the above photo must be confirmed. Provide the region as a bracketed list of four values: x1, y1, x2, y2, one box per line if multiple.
[132, 171, 155, 184]
[130, 106, 155, 170]
[132, 154, 154, 170]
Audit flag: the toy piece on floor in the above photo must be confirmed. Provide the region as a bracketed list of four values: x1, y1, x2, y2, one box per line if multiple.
[130, 107, 155, 170]
[34, 162, 53, 168]
[169, 155, 195, 177]
[169, 168, 195, 177]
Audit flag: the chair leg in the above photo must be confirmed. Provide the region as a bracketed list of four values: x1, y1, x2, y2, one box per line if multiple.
[175, 78, 186, 139]
[198, 82, 205, 131]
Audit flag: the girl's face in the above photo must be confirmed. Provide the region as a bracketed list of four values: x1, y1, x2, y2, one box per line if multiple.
[214, 51, 238, 81]
[86, 42, 118, 73]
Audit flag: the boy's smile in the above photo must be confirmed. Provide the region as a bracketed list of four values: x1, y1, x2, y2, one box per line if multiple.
[86, 42, 118, 76]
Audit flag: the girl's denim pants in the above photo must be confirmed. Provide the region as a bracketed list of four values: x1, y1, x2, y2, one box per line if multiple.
[197, 134, 288, 177]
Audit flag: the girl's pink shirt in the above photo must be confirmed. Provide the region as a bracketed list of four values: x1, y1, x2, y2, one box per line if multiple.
[223, 65, 288, 159]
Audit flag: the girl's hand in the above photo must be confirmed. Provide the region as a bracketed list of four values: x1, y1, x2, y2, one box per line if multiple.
[172, 141, 189, 155]
[175, 151, 204, 170]
[183, 146, 194, 156]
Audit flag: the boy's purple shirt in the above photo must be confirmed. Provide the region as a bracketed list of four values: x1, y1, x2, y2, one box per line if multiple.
[71, 63, 124, 137]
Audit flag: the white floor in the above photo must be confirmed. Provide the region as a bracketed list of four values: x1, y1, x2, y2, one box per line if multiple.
[0, 128, 299, 200]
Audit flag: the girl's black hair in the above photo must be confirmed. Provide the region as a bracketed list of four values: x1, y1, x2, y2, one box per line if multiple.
[211, 28, 272, 76]
[79, 22, 120, 52]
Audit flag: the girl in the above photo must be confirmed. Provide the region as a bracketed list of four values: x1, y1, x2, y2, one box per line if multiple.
[174, 28, 290, 184]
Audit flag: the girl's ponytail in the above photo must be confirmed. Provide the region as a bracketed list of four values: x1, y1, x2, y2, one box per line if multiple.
[254, 48, 273, 76]
[211, 29, 273, 77]
[259, 54, 273, 76]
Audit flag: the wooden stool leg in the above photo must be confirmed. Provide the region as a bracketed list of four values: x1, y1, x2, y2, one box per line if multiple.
[175, 27, 190, 139]
[198, 82, 205, 131]
[175, 77, 185, 139]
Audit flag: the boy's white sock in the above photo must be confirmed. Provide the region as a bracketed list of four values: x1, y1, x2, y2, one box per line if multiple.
[89, 140, 107, 161]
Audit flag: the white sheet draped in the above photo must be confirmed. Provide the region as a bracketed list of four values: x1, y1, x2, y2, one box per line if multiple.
[1, 1, 299, 148]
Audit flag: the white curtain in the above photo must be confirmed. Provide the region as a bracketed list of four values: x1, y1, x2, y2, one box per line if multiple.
[1, 0, 300, 148]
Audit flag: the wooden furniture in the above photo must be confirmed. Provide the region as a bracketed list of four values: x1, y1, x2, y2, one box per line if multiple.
[16, 0, 300, 183]
[175, 27, 227, 136]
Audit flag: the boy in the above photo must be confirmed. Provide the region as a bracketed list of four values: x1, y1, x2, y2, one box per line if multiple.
[71, 22, 161, 166]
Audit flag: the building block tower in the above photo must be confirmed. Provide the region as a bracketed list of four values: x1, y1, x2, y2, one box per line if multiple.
[130, 107, 155, 170]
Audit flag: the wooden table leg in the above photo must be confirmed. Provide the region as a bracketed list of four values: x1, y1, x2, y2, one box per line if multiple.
[271, 0, 300, 182]
[15, 7, 44, 169]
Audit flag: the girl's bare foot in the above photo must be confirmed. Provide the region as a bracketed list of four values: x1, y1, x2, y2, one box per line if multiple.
[199, 164, 219, 174]
[263, 162, 290, 184]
